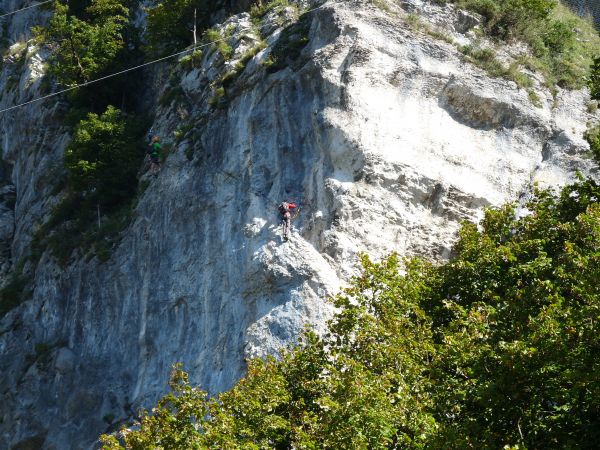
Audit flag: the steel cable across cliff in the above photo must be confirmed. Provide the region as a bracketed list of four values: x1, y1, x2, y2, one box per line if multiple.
[0, 0, 52, 19]
[0, 0, 344, 115]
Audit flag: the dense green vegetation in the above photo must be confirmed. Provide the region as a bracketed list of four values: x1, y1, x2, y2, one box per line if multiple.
[31, 106, 148, 265]
[451, 0, 557, 39]
[145, 0, 244, 56]
[101, 177, 600, 449]
[585, 124, 600, 163]
[590, 56, 600, 100]
[39, 0, 129, 85]
[430, 0, 600, 91]
[25, 0, 149, 266]
[65, 106, 145, 207]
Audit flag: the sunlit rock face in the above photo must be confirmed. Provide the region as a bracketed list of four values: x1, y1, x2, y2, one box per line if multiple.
[0, 0, 598, 448]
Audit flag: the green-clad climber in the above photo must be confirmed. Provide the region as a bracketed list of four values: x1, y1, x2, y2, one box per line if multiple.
[147, 136, 161, 175]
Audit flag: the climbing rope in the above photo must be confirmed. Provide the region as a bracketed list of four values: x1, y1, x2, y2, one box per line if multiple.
[0, 34, 254, 114]
[0, 0, 52, 19]
[0, 0, 346, 114]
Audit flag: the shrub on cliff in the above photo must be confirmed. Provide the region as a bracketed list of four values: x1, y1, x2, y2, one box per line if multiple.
[30, 106, 147, 265]
[145, 0, 228, 55]
[100, 177, 600, 449]
[40, 0, 130, 85]
[585, 123, 600, 163]
[65, 105, 145, 209]
[590, 56, 600, 100]
[442, 0, 600, 89]
[453, 0, 556, 39]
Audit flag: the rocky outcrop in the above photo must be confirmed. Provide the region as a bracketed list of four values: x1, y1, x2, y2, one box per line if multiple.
[0, 0, 598, 448]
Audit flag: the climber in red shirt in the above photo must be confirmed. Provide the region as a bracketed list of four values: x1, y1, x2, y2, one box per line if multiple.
[278, 201, 298, 241]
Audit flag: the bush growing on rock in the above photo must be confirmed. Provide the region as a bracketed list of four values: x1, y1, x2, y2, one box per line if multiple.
[100, 177, 600, 449]
[590, 56, 600, 100]
[65, 105, 145, 209]
[145, 0, 228, 55]
[453, 0, 556, 38]
[585, 123, 600, 163]
[443, 0, 600, 89]
[41, 0, 130, 85]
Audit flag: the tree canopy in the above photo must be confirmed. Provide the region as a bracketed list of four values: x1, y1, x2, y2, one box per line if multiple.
[101, 176, 600, 449]
[42, 0, 130, 85]
[145, 0, 227, 55]
[65, 105, 145, 209]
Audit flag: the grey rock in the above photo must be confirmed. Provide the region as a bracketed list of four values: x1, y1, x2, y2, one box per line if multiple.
[454, 9, 481, 34]
[54, 347, 75, 374]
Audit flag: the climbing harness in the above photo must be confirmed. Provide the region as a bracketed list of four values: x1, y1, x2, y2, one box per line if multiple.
[278, 200, 303, 241]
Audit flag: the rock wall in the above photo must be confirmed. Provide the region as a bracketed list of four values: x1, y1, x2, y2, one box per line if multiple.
[564, 0, 600, 26]
[0, 0, 598, 448]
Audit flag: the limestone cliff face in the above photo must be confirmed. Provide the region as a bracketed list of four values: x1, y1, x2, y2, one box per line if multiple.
[0, 0, 598, 448]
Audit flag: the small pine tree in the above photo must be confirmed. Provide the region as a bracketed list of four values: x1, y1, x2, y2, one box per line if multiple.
[64, 105, 143, 210]
[42, 0, 129, 85]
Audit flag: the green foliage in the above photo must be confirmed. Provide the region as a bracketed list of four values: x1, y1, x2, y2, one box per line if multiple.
[207, 86, 225, 107]
[100, 177, 600, 449]
[32, 186, 140, 265]
[178, 49, 203, 70]
[263, 13, 311, 73]
[426, 178, 600, 447]
[444, 0, 600, 90]
[205, 39, 267, 107]
[455, 0, 556, 38]
[24, 0, 144, 267]
[65, 106, 144, 207]
[41, 0, 129, 85]
[31, 106, 147, 265]
[590, 56, 600, 100]
[585, 124, 600, 163]
[249, 0, 292, 22]
[459, 45, 539, 102]
[145, 0, 226, 56]
[204, 26, 234, 61]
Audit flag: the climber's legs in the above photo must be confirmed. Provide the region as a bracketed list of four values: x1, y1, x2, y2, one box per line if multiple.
[282, 214, 291, 240]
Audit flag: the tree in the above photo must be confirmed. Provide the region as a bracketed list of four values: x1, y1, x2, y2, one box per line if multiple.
[101, 178, 600, 449]
[42, 0, 129, 85]
[145, 0, 227, 55]
[65, 105, 143, 209]
[428, 178, 600, 448]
